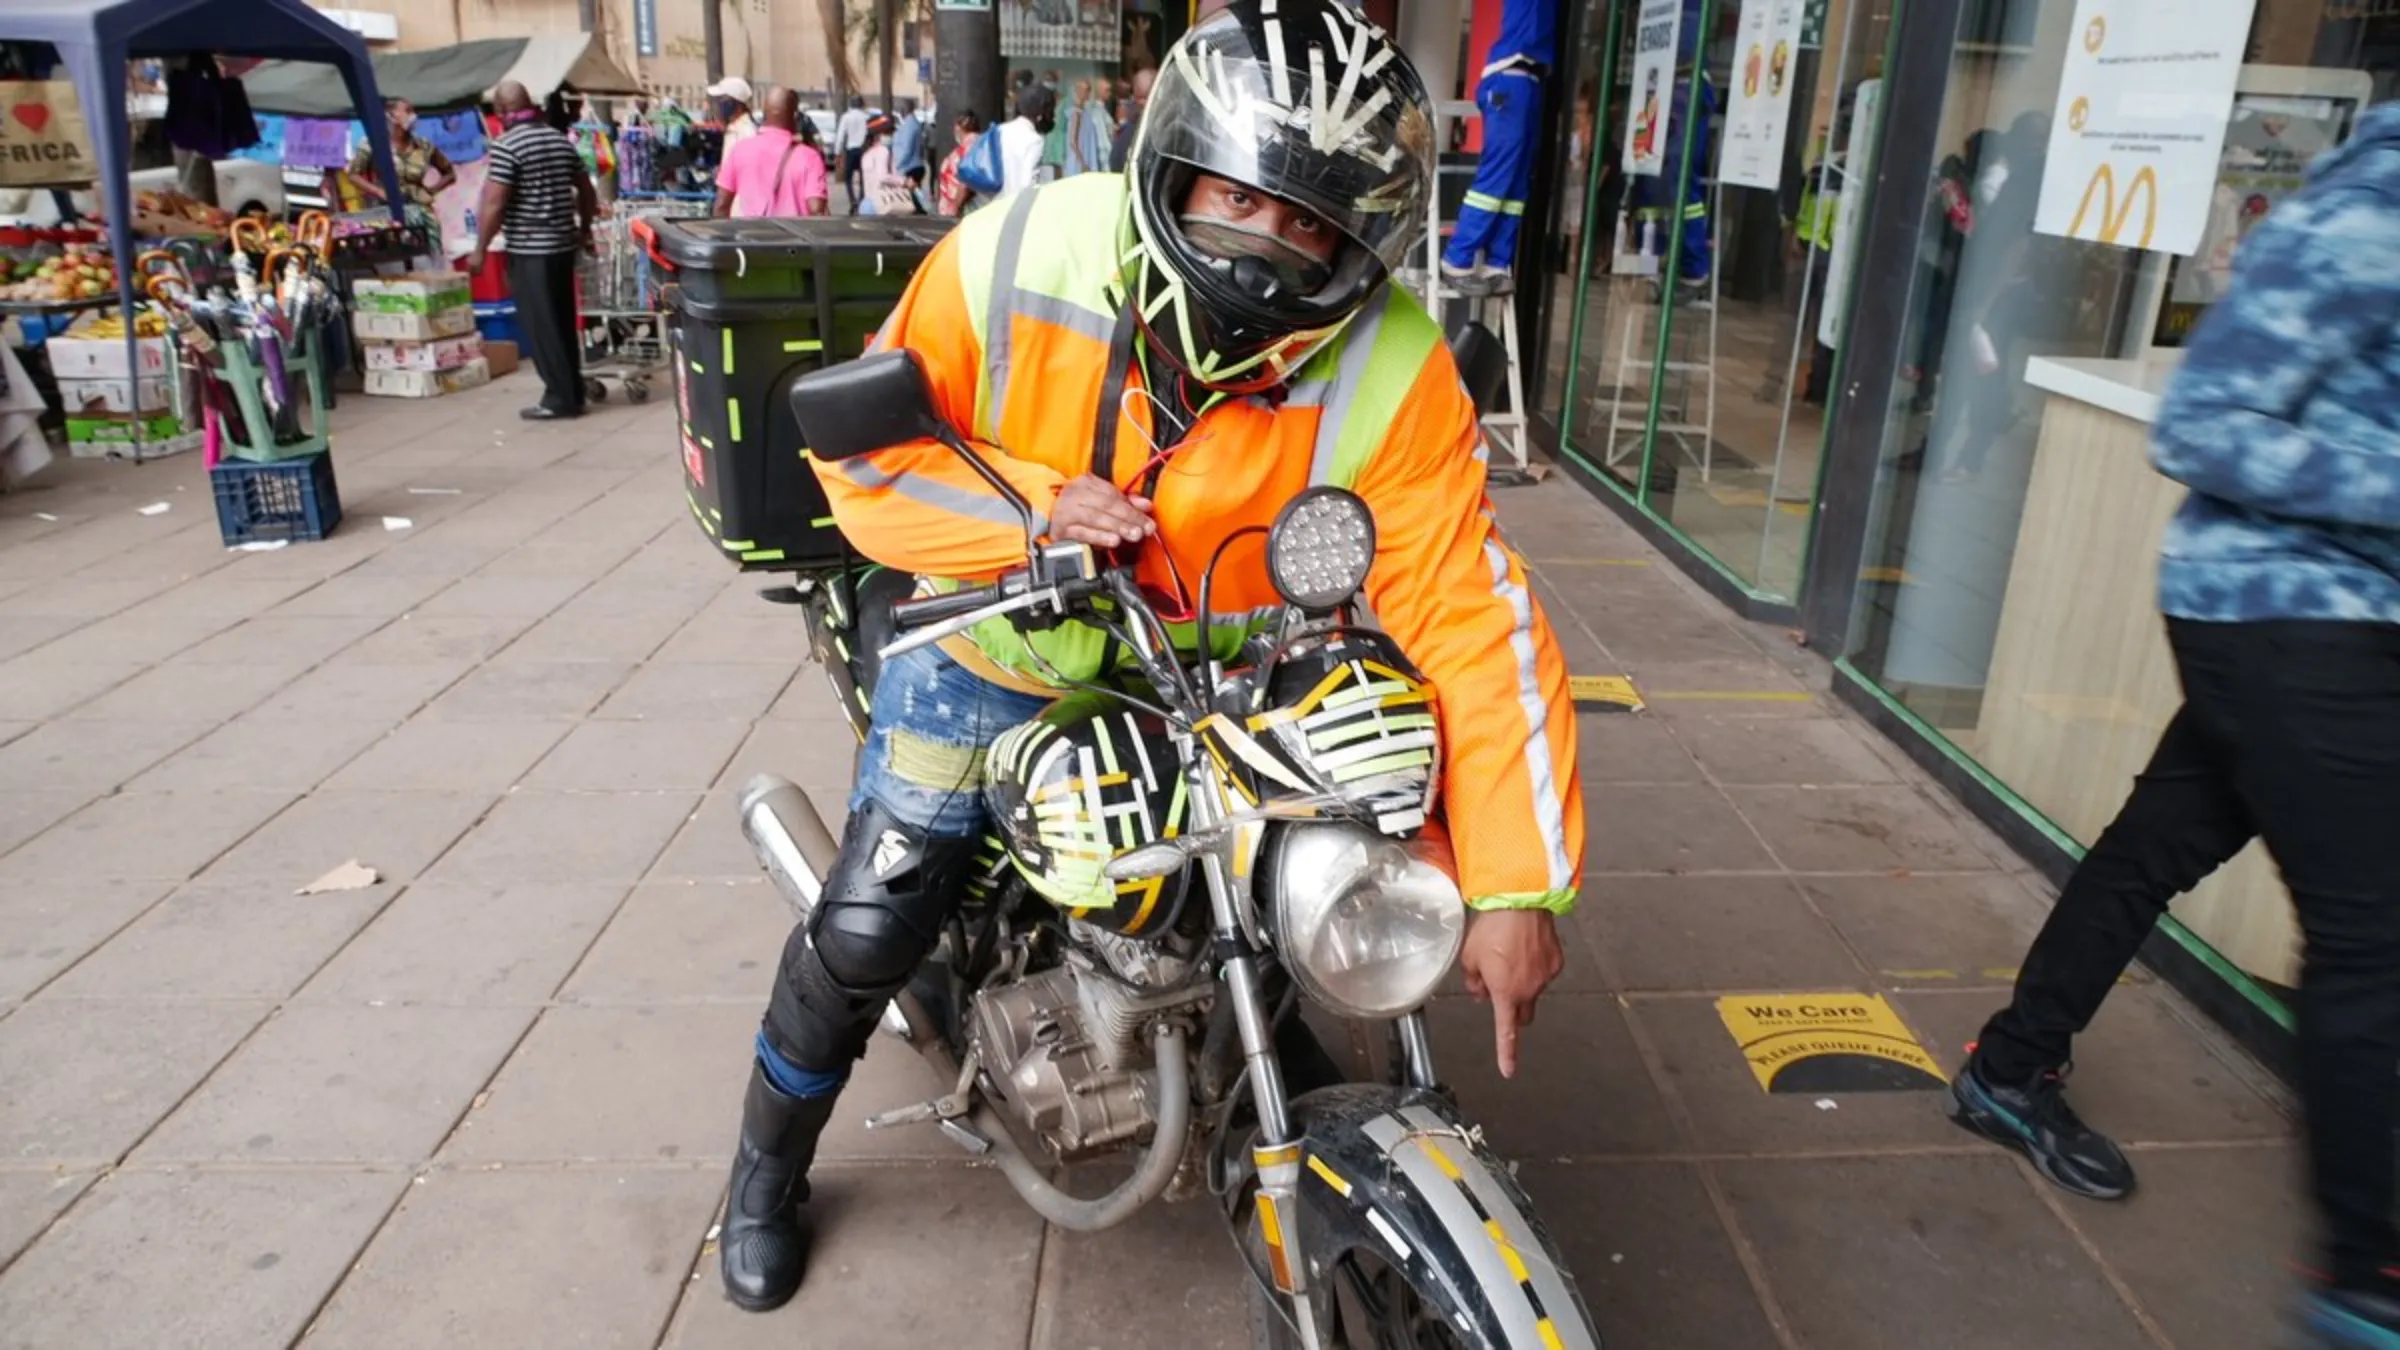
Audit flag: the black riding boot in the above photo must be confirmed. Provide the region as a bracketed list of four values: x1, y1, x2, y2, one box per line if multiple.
[719, 1058, 840, 1311]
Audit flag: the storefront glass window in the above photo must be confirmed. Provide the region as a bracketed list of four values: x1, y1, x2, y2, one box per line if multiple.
[1551, 0, 1889, 600]
[1841, 0, 2400, 994]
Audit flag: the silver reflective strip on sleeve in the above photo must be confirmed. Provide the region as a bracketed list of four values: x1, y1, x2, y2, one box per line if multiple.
[842, 456, 1046, 534]
[1481, 528, 1575, 892]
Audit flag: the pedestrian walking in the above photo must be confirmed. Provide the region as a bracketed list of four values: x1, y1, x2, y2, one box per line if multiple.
[996, 84, 1054, 198]
[858, 115, 916, 216]
[713, 88, 829, 218]
[837, 95, 870, 213]
[1947, 102, 2400, 1350]
[471, 80, 598, 421]
[936, 110, 984, 217]
[710, 77, 759, 147]
[1109, 67, 1154, 173]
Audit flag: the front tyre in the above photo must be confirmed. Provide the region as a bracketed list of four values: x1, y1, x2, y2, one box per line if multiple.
[1246, 1247, 1473, 1349]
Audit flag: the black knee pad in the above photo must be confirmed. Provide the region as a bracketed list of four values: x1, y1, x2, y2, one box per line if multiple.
[763, 799, 975, 1071]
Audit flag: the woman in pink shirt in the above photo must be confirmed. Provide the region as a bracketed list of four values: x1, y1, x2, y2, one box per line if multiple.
[712, 88, 829, 218]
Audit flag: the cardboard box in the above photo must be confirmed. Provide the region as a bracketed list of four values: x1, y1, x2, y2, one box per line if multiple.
[46, 334, 172, 380]
[66, 411, 186, 444]
[363, 356, 491, 399]
[352, 271, 472, 316]
[361, 334, 483, 373]
[482, 340, 520, 377]
[69, 429, 202, 460]
[56, 374, 175, 415]
[353, 305, 477, 342]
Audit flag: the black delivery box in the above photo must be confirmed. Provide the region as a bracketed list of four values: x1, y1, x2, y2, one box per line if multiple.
[642, 214, 955, 572]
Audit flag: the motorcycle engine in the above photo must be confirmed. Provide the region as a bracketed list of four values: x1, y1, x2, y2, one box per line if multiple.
[968, 922, 1210, 1163]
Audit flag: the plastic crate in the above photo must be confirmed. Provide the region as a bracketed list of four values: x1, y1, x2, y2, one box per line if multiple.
[472, 301, 523, 349]
[210, 452, 342, 546]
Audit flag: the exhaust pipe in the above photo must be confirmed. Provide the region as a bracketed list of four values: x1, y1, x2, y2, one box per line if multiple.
[738, 773, 839, 920]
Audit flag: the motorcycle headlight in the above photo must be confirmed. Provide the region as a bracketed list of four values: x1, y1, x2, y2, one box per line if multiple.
[1265, 823, 1464, 1020]
[1267, 487, 1377, 612]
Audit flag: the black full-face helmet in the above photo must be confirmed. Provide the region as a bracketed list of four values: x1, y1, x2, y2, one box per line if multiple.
[1120, 0, 1435, 393]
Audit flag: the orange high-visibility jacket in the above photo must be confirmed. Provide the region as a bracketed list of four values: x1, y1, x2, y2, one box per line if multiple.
[814, 174, 1583, 914]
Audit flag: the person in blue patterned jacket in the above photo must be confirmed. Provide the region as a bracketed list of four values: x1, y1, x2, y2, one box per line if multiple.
[1948, 103, 2400, 1349]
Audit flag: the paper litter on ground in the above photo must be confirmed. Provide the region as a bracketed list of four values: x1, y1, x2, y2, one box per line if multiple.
[295, 860, 381, 895]
[231, 540, 290, 552]
[137, 502, 170, 516]
[382, 516, 413, 531]
[407, 487, 461, 495]
[34, 512, 57, 521]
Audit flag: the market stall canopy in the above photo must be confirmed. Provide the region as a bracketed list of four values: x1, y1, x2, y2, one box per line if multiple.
[0, 0, 403, 393]
[240, 35, 645, 118]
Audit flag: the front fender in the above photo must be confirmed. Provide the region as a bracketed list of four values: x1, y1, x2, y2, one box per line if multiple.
[1278, 1084, 1601, 1349]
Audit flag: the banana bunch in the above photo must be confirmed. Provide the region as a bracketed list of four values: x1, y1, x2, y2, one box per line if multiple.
[74, 312, 169, 339]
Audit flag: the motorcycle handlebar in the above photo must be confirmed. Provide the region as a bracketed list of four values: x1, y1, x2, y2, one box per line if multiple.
[890, 582, 1007, 630]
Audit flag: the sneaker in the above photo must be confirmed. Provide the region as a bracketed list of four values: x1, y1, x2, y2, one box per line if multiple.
[2298, 1288, 2400, 1348]
[1945, 1058, 2136, 1200]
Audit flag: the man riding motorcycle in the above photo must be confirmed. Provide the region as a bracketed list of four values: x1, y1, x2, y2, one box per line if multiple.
[719, 0, 1588, 1312]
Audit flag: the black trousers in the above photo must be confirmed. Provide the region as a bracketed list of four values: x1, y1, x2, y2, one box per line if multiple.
[1980, 617, 2400, 1291]
[508, 250, 583, 414]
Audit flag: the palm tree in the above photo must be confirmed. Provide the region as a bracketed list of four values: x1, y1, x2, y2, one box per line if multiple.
[848, 0, 931, 112]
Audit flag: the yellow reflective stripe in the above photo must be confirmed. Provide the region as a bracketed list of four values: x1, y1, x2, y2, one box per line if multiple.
[1464, 191, 1527, 217]
[1308, 287, 1444, 491]
[722, 329, 735, 374]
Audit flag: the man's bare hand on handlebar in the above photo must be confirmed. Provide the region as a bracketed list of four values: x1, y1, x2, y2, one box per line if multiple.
[1049, 475, 1156, 549]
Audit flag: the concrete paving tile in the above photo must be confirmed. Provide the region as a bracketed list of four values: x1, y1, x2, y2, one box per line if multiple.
[322, 716, 572, 792]
[232, 657, 464, 726]
[112, 575, 323, 622]
[300, 880, 629, 1005]
[199, 789, 491, 889]
[498, 600, 690, 664]
[127, 717, 389, 793]
[561, 881, 789, 1004]
[0, 789, 297, 882]
[715, 719, 861, 793]
[0, 880, 173, 1002]
[648, 792, 775, 882]
[762, 669, 852, 724]
[0, 791, 92, 861]
[598, 661, 793, 723]
[0, 1168, 407, 1350]
[340, 611, 539, 666]
[1622, 997, 1962, 1153]
[0, 999, 269, 1161]
[1518, 1161, 1777, 1349]
[1574, 714, 1705, 783]
[1797, 873, 2048, 989]
[267, 569, 455, 618]
[58, 656, 305, 724]
[0, 660, 142, 721]
[8, 606, 238, 668]
[1030, 1182, 1249, 1350]
[442, 1004, 757, 1162]
[1673, 715, 1900, 785]
[137, 1003, 537, 1164]
[1419, 994, 1686, 1158]
[410, 571, 592, 618]
[2070, 1145, 2307, 1350]
[649, 613, 803, 665]
[1615, 658, 1821, 719]
[169, 611, 389, 667]
[664, 1166, 1042, 1350]
[422, 658, 633, 720]
[43, 881, 389, 1001]
[0, 1168, 95, 1268]
[429, 789, 696, 884]
[1723, 784, 2000, 873]
[525, 719, 748, 792]
[0, 718, 210, 794]
[1585, 874, 1869, 993]
[1896, 989, 2291, 1143]
[1586, 783, 1775, 873]
[0, 576, 155, 619]
[0, 614, 85, 662]
[1715, 1155, 2152, 1350]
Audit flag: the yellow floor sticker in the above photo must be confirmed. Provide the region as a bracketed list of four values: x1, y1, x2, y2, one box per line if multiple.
[1568, 675, 1645, 712]
[1715, 992, 1950, 1094]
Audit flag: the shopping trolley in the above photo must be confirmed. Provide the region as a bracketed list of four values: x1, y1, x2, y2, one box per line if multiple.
[575, 191, 713, 403]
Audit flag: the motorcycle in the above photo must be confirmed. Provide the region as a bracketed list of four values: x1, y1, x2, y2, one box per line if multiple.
[735, 349, 1602, 1349]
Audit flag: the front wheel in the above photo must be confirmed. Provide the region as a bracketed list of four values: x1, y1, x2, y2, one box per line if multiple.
[1246, 1248, 1474, 1349]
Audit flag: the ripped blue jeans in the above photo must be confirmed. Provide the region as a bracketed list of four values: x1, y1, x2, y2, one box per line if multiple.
[852, 644, 1054, 837]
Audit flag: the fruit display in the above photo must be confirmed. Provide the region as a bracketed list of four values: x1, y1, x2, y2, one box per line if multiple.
[2, 244, 119, 305]
[134, 189, 235, 231]
[67, 310, 169, 339]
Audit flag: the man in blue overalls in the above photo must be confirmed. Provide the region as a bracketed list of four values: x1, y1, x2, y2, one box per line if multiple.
[1626, 0, 1713, 292]
[1441, 0, 1556, 287]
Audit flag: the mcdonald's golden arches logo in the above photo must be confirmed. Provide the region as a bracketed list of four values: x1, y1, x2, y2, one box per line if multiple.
[2069, 97, 2091, 132]
[2069, 163, 2159, 248]
[2084, 14, 2107, 52]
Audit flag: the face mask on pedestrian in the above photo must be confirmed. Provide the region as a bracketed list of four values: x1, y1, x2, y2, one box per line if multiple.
[717, 98, 742, 123]
[501, 106, 542, 128]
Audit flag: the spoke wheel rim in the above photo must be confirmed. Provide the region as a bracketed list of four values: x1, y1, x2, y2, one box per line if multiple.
[1326, 1251, 1466, 1350]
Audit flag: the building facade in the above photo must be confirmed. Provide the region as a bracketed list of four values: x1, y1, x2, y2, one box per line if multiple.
[1523, 0, 2400, 1063]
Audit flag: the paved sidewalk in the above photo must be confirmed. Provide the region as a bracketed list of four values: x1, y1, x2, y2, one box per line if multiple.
[0, 378, 2299, 1350]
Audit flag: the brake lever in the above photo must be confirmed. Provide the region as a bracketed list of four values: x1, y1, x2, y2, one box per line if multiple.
[878, 585, 1062, 661]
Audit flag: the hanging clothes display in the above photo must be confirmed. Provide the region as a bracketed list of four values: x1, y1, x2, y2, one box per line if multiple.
[570, 113, 617, 182]
[163, 55, 261, 159]
[617, 126, 659, 195]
